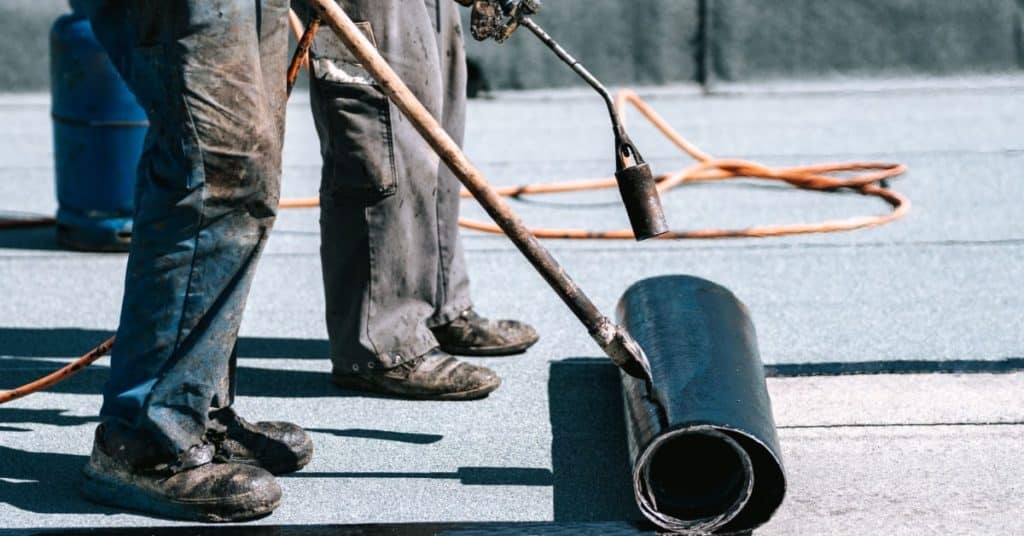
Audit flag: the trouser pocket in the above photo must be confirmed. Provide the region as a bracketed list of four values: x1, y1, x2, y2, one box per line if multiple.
[310, 53, 398, 203]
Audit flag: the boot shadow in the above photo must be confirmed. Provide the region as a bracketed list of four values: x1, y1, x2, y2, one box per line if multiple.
[0, 444, 114, 515]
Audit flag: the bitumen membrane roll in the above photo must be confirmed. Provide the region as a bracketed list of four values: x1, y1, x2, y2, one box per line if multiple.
[617, 275, 786, 534]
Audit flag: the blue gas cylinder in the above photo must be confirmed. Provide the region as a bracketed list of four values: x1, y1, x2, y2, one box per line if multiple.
[50, 9, 147, 252]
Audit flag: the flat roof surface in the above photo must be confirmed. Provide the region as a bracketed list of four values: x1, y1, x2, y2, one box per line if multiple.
[1, 81, 1022, 533]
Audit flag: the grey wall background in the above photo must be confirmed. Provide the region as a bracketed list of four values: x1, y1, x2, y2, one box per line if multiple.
[0, 0, 65, 92]
[704, 0, 1024, 82]
[0, 0, 1021, 92]
[465, 0, 1024, 89]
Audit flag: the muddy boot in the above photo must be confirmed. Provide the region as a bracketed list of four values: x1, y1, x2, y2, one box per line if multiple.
[80, 423, 281, 522]
[207, 408, 313, 475]
[332, 349, 501, 400]
[432, 309, 539, 356]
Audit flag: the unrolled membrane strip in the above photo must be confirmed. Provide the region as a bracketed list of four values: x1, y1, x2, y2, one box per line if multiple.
[617, 276, 786, 534]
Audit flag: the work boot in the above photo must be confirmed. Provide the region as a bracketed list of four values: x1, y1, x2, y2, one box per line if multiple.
[207, 408, 313, 475]
[431, 309, 539, 356]
[332, 349, 501, 400]
[80, 423, 281, 522]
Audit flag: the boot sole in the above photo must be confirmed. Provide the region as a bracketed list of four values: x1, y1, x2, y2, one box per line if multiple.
[439, 338, 538, 357]
[80, 465, 279, 523]
[331, 374, 500, 401]
[229, 437, 315, 476]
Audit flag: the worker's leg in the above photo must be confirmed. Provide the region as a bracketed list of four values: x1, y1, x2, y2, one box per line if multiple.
[206, 0, 314, 477]
[303, 0, 448, 368]
[427, 0, 474, 327]
[95, 0, 281, 457]
[424, 0, 540, 356]
[77, 0, 299, 521]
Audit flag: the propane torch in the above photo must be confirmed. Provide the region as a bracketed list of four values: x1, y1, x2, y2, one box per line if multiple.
[487, 0, 670, 240]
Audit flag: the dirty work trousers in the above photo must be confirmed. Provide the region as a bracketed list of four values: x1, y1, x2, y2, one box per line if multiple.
[82, 0, 289, 456]
[295, 0, 474, 373]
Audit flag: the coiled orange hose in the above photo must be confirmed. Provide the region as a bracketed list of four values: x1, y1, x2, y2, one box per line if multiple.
[453, 90, 909, 239]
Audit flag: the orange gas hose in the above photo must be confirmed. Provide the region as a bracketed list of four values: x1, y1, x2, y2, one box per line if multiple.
[0, 336, 114, 404]
[0, 27, 908, 404]
[454, 90, 909, 239]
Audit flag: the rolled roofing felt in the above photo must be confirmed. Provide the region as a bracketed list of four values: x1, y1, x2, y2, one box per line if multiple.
[617, 275, 786, 534]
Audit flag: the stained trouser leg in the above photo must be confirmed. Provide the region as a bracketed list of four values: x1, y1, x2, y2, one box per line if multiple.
[304, 1, 450, 373]
[428, 0, 474, 327]
[86, 0, 286, 457]
[209, 0, 291, 414]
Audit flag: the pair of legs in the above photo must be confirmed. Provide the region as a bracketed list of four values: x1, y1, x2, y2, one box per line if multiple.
[87, 0, 290, 463]
[302, 0, 473, 371]
[80, 0, 309, 522]
[301, 0, 537, 399]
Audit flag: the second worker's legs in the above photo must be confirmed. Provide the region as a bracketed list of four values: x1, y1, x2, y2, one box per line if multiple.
[306, 0, 500, 399]
[307, 0, 538, 399]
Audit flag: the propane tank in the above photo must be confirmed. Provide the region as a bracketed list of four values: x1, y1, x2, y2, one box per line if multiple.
[50, 6, 146, 252]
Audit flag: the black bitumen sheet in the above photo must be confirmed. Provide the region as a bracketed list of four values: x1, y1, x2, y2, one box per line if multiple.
[617, 276, 785, 534]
